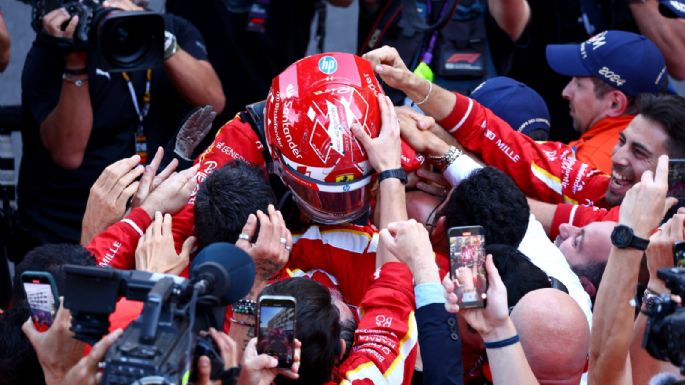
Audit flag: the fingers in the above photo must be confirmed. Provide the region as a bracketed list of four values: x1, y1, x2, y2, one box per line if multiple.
[236, 213, 257, 249]
[53, 297, 71, 329]
[378, 94, 398, 138]
[442, 275, 460, 314]
[162, 213, 173, 237]
[180, 236, 196, 259]
[85, 329, 123, 367]
[210, 328, 239, 369]
[655, 154, 670, 184]
[153, 211, 163, 238]
[378, 228, 397, 255]
[152, 158, 179, 191]
[350, 122, 372, 149]
[97, 155, 141, 192]
[416, 181, 449, 197]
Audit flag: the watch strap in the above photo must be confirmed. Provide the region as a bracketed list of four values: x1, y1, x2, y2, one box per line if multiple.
[378, 168, 407, 185]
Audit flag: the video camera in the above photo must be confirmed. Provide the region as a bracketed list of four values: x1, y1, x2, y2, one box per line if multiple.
[63, 242, 256, 385]
[643, 267, 685, 375]
[20, 0, 163, 71]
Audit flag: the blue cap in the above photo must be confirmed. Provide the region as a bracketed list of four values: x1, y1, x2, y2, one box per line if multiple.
[470, 76, 550, 139]
[659, 0, 685, 18]
[545, 30, 667, 97]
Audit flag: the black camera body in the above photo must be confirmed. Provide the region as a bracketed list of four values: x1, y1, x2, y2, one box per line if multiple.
[26, 0, 163, 71]
[62, 243, 255, 384]
[643, 267, 685, 375]
[63, 267, 220, 385]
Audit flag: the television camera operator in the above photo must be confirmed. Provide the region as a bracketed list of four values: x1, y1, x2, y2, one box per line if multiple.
[16, 0, 224, 257]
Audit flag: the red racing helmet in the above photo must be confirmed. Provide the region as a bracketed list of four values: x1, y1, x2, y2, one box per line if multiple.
[265, 52, 383, 224]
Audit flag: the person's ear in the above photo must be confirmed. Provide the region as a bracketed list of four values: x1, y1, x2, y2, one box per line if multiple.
[606, 90, 629, 117]
[337, 338, 347, 361]
[579, 276, 597, 298]
[431, 216, 447, 242]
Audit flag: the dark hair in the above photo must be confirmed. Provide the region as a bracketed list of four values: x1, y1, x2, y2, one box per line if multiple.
[0, 307, 45, 385]
[12, 244, 96, 308]
[486, 244, 551, 307]
[194, 161, 276, 246]
[636, 93, 685, 158]
[439, 167, 529, 247]
[262, 278, 341, 385]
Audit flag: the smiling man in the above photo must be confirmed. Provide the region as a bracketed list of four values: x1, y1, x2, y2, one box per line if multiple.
[545, 31, 668, 174]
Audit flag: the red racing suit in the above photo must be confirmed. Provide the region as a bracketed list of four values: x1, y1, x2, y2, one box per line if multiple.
[437, 93, 620, 236]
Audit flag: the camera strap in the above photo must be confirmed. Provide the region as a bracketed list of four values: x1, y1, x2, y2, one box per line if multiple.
[122, 69, 152, 164]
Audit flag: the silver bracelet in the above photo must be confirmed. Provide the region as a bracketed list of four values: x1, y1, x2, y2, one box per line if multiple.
[62, 73, 88, 87]
[428, 145, 463, 171]
[414, 80, 433, 106]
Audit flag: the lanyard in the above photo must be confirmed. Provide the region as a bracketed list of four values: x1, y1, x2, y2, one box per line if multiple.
[122, 69, 152, 163]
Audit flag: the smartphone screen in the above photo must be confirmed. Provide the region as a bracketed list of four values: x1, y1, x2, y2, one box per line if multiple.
[674, 240, 685, 268]
[21, 272, 59, 332]
[448, 226, 487, 309]
[257, 295, 296, 368]
[666, 159, 685, 220]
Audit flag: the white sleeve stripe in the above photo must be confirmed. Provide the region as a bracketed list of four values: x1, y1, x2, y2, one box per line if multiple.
[447, 98, 473, 133]
[568, 205, 579, 226]
[120, 219, 144, 237]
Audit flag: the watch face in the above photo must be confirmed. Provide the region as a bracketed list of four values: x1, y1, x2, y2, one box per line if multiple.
[612, 226, 632, 247]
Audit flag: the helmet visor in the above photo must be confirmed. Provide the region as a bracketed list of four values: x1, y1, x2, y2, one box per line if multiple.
[280, 164, 373, 225]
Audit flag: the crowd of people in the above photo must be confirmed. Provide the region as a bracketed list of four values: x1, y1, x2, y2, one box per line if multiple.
[2, 0, 685, 384]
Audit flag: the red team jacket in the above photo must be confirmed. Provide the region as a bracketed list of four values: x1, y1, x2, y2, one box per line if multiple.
[436, 93, 621, 238]
[87, 113, 418, 385]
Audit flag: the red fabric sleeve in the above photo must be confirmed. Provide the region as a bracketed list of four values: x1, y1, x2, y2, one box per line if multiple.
[87, 208, 152, 270]
[337, 262, 418, 385]
[440, 94, 611, 207]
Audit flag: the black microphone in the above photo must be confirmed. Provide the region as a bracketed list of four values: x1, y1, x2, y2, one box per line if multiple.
[190, 242, 255, 305]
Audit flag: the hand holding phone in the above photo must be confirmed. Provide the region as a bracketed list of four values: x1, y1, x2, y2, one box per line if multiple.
[448, 226, 487, 308]
[21, 271, 59, 332]
[257, 295, 296, 368]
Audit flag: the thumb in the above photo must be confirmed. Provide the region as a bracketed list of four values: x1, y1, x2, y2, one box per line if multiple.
[251, 354, 279, 370]
[664, 197, 679, 218]
[484, 254, 504, 290]
[378, 229, 397, 253]
[180, 236, 196, 259]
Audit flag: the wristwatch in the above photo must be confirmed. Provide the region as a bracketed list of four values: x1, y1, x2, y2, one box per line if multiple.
[378, 168, 408, 185]
[610, 225, 649, 250]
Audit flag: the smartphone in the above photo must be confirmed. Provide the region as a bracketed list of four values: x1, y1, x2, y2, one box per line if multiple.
[665, 159, 685, 220]
[448, 226, 487, 309]
[21, 271, 59, 332]
[257, 295, 296, 368]
[674, 240, 685, 268]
